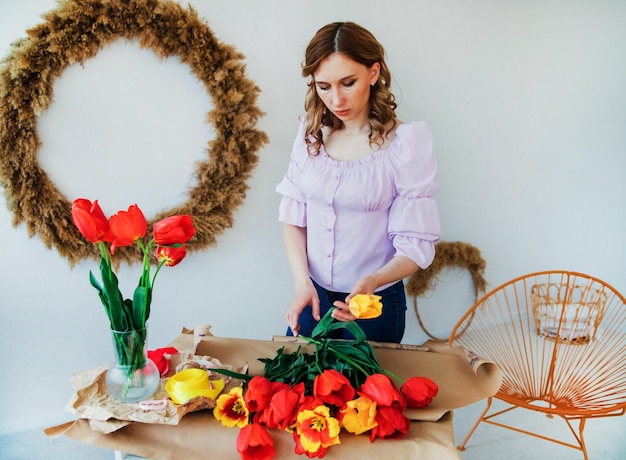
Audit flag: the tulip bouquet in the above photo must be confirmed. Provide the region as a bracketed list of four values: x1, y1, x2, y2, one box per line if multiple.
[212, 299, 439, 459]
[71, 198, 195, 385]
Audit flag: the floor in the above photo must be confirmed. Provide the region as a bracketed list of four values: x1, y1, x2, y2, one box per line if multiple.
[1, 400, 624, 459]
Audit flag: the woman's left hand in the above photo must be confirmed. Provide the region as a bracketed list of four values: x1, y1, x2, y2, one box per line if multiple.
[330, 299, 357, 322]
[331, 274, 379, 322]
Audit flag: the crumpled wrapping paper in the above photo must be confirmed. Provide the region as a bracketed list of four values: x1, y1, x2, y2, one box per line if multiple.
[65, 327, 247, 433]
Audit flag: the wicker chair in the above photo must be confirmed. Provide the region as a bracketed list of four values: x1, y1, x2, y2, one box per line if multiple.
[448, 270, 626, 459]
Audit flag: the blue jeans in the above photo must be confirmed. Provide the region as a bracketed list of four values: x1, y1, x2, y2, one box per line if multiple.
[286, 279, 407, 343]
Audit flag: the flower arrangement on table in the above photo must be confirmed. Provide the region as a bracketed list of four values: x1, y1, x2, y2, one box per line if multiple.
[71, 198, 195, 401]
[208, 295, 439, 459]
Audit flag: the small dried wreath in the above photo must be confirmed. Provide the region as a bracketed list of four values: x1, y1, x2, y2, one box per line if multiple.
[0, 0, 267, 265]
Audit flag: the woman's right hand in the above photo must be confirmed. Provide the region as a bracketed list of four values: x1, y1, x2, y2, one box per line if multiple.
[285, 279, 320, 336]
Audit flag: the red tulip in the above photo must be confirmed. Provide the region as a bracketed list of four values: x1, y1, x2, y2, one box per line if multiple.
[71, 198, 111, 243]
[236, 423, 275, 460]
[358, 374, 406, 411]
[108, 204, 148, 253]
[401, 377, 438, 408]
[297, 395, 327, 413]
[369, 406, 410, 441]
[244, 376, 274, 413]
[313, 369, 355, 408]
[147, 347, 178, 376]
[255, 382, 303, 430]
[153, 214, 195, 245]
[156, 245, 187, 267]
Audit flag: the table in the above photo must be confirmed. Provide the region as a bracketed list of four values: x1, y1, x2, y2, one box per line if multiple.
[46, 327, 502, 459]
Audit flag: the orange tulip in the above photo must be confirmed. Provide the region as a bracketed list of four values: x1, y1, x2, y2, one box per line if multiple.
[108, 204, 148, 253]
[401, 376, 439, 408]
[153, 214, 195, 245]
[71, 198, 111, 243]
[236, 423, 275, 460]
[156, 245, 187, 267]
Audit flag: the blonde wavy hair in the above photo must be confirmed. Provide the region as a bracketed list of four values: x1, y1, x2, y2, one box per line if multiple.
[301, 22, 397, 155]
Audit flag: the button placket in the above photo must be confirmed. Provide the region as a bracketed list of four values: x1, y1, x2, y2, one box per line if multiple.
[322, 168, 341, 288]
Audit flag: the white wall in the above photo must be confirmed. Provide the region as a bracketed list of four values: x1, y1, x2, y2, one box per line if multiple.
[1, 0, 624, 433]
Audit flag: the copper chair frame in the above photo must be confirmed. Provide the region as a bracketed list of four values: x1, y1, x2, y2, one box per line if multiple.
[448, 270, 626, 459]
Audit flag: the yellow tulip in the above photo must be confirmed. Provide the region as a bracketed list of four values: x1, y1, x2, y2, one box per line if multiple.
[348, 294, 383, 319]
[340, 396, 378, 435]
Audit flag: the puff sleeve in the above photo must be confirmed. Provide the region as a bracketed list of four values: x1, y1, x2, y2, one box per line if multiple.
[276, 121, 309, 227]
[387, 122, 440, 268]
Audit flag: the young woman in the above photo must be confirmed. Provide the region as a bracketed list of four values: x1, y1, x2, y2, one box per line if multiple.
[276, 22, 440, 343]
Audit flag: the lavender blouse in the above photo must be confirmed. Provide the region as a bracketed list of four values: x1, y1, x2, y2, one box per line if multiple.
[276, 120, 440, 293]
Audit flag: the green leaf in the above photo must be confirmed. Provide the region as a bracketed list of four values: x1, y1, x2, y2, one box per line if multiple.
[89, 270, 110, 317]
[132, 285, 151, 330]
[121, 298, 134, 331]
[210, 368, 251, 381]
[310, 308, 337, 339]
[98, 255, 125, 330]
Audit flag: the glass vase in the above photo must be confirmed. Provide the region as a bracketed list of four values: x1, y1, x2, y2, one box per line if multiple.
[105, 327, 160, 403]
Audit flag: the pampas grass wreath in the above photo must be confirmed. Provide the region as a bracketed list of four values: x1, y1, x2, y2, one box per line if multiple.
[406, 241, 488, 341]
[0, 0, 268, 266]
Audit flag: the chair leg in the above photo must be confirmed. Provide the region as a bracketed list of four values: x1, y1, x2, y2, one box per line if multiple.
[575, 417, 588, 460]
[457, 396, 493, 451]
[558, 415, 589, 460]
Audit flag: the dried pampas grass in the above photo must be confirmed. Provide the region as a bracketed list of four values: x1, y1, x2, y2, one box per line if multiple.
[0, 0, 267, 266]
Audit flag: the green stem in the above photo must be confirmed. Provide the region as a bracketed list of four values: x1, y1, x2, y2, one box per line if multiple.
[113, 329, 147, 369]
[152, 259, 167, 286]
[329, 344, 380, 375]
[299, 334, 405, 385]
[379, 368, 404, 384]
[300, 336, 376, 378]
[136, 239, 152, 287]
[134, 239, 154, 328]
[98, 241, 111, 265]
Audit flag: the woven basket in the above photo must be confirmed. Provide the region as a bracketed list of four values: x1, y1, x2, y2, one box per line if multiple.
[531, 283, 608, 344]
